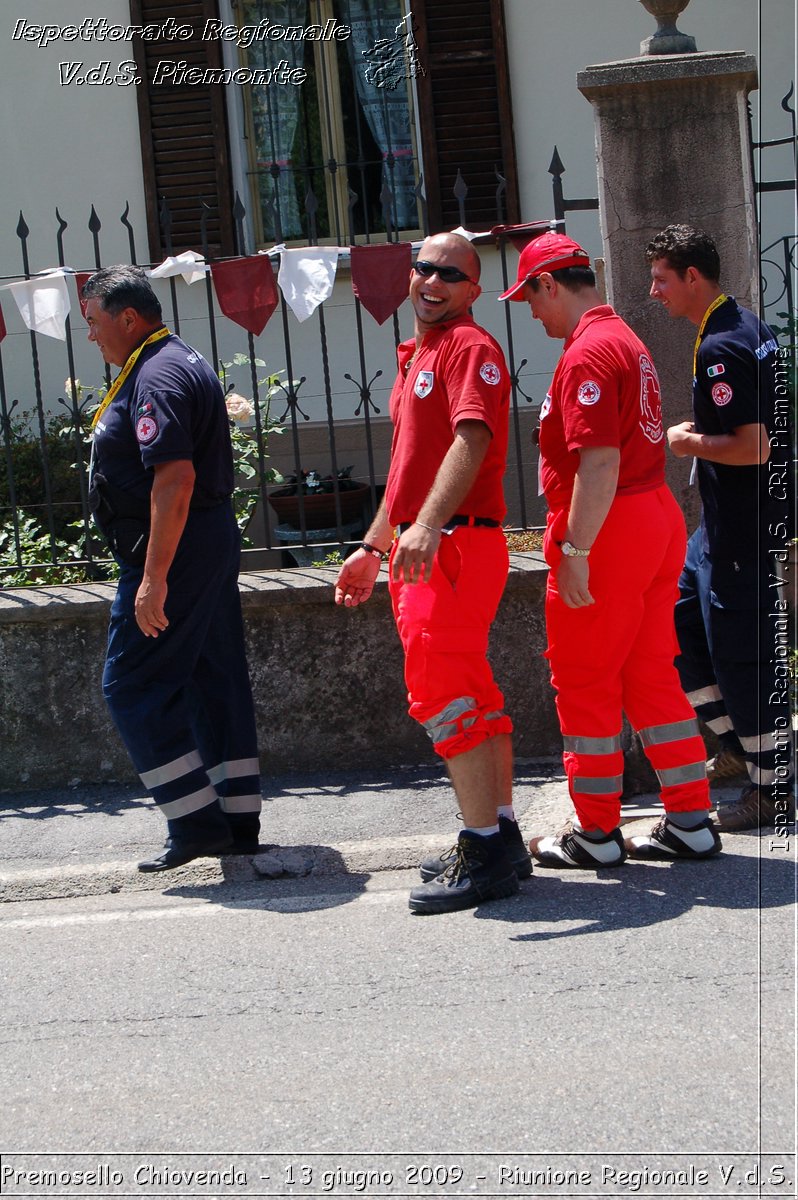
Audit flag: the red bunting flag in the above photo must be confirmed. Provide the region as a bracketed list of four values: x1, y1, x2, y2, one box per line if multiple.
[489, 220, 554, 252]
[350, 242, 412, 325]
[210, 256, 279, 336]
[0, 301, 6, 343]
[74, 272, 94, 319]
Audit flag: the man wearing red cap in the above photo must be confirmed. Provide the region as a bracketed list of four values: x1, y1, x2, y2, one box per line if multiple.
[335, 232, 529, 914]
[500, 232, 720, 866]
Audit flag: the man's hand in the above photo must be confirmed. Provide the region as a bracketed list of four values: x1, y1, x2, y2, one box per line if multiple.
[556, 444, 617, 609]
[335, 549, 382, 607]
[556, 555, 594, 609]
[667, 419, 769, 465]
[135, 574, 170, 636]
[391, 523, 441, 585]
[667, 420, 697, 457]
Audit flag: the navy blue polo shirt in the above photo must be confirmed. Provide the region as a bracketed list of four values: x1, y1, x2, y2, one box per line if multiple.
[92, 332, 234, 507]
[693, 298, 782, 573]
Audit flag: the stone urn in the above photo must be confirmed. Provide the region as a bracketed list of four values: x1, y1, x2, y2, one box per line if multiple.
[639, 0, 697, 54]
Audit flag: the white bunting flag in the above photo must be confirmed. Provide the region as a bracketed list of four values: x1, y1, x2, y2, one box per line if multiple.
[277, 248, 340, 322]
[149, 251, 207, 286]
[2, 269, 71, 340]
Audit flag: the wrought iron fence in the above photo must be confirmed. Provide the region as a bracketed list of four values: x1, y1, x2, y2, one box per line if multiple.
[750, 84, 797, 205]
[547, 146, 600, 228]
[4, 91, 793, 587]
[0, 171, 550, 584]
[761, 235, 797, 323]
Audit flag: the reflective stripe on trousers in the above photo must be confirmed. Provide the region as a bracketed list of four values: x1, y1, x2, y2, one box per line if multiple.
[637, 717, 708, 804]
[562, 732, 625, 812]
[389, 527, 513, 759]
[675, 526, 793, 789]
[546, 487, 711, 831]
[103, 505, 262, 836]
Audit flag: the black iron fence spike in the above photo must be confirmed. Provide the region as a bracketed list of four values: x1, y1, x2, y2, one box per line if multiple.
[548, 146, 565, 177]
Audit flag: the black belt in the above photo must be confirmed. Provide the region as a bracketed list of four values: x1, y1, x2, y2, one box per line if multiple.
[396, 515, 500, 534]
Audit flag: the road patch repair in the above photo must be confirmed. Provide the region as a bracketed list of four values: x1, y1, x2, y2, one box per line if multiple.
[0, 761, 735, 903]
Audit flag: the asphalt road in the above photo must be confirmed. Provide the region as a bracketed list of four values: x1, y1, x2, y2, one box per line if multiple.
[1, 825, 794, 1197]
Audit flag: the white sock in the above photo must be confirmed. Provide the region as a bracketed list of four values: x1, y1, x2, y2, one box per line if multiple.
[463, 824, 500, 837]
[497, 805, 516, 821]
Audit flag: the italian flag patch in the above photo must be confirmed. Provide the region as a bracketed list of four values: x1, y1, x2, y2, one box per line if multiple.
[707, 363, 725, 377]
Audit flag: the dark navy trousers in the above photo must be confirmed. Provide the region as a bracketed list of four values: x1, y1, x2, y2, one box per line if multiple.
[103, 502, 262, 842]
[675, 527, 792, 791]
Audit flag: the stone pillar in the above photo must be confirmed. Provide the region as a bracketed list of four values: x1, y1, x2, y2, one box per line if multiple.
[577, 52, 759, 518]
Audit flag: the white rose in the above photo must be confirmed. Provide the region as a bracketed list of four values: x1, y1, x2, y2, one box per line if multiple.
[225, 392, 255, 424]
[64, 378, 82, 399]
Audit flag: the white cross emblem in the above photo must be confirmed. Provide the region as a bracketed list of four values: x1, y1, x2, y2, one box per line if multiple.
[577, 380, 601, 406]
[415, 371, 434, 398]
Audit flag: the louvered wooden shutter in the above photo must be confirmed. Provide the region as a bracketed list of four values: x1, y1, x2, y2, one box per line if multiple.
[131, 0, 235, 259]
[131, 0, 517, 252]
[412, 0, 519, 232]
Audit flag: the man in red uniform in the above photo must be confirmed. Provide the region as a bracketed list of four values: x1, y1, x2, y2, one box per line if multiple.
[499, 232, 720, 866]
[335, 232, 530, 914]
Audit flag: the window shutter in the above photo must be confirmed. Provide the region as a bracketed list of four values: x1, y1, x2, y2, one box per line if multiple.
[412, 0, 519, 233]
[130, 0, 235, 259]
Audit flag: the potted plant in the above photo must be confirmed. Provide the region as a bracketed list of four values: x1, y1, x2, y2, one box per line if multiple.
[268, 466, 371, 530]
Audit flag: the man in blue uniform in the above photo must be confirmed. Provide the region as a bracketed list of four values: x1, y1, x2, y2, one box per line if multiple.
[647, 225, 793, 832]
[83, 265, 262, 870]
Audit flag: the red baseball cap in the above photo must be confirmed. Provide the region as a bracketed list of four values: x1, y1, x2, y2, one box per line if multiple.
[498, 232, 592, 301]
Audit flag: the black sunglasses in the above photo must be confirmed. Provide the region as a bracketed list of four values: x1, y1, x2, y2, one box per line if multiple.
[413, 259, 477, 285]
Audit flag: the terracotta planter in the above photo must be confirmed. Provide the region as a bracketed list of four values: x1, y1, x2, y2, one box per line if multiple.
[268, 481, 370, 529]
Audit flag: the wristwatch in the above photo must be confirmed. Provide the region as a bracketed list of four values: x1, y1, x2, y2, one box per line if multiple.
[560, 540, 590, 558]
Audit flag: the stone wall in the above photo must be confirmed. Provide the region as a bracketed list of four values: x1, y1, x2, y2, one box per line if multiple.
[0, 555, 561, 791]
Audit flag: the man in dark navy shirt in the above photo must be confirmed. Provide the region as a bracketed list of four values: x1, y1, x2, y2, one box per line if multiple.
[647, 225, 793, 832]
[84, 266, 263, 870]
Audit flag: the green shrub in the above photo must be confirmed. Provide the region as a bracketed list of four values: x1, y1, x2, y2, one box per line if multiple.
[0, 409, 91, 541]
[0, 512, 112, 587]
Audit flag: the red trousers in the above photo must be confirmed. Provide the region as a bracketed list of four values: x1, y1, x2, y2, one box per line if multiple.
[544, 485, 710, 832]
[389, 527, 513, 758]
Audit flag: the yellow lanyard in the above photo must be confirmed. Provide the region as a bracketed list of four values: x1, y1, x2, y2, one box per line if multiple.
[692, 295, 727, 379]
[91, 327, 170, 428]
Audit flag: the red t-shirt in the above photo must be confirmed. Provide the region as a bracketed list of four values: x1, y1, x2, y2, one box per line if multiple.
[384, 316, 510, 525]
[539, 305, 665, 510]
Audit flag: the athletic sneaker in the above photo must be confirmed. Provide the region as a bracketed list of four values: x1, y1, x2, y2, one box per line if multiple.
[624, 815, 722, 860]
[408, 830, 519, 915]
[419, 814, 533, 882]
[528, 823, 627, 869]
[706, 746, 748, 784]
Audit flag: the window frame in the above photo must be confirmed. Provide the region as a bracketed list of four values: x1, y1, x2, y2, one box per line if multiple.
[224, 0, 425, 248]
